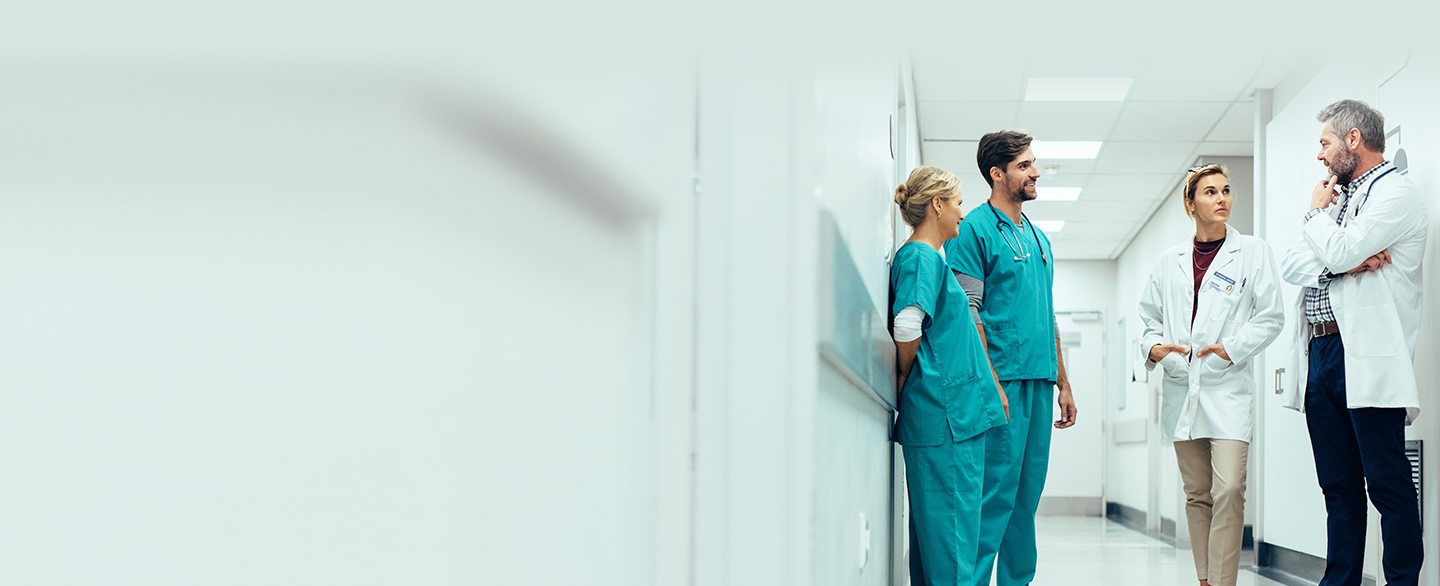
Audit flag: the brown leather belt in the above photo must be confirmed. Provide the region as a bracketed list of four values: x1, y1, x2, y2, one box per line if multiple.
[1311, 321, 1340, 337]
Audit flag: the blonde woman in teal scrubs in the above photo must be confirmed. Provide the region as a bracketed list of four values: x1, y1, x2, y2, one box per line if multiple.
[890, 166, 1008, 586]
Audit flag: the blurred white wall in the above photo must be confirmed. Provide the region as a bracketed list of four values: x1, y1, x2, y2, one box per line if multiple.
[0, 65, 694, 585]
[0, 54, 923, 586]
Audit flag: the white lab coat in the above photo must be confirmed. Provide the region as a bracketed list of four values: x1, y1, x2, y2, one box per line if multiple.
[1279, 163, 1427, 424]
[1139, 225, 1286, 442]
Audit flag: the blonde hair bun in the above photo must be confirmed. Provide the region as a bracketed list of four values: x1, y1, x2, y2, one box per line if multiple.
[894, 166, 960, 227]
[894, 183, 911, 208]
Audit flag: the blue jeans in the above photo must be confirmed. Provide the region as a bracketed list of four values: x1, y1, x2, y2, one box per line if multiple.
[1305, 334, 1422, 586]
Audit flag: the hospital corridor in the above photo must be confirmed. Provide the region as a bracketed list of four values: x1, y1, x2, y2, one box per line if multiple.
[6, 7, 1440, 586]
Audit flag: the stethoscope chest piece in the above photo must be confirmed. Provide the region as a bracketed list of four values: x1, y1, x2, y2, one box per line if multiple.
[988, 202, 1047, 265]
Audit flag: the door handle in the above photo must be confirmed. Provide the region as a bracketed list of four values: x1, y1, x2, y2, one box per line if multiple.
[1274, 368, 1285, 394]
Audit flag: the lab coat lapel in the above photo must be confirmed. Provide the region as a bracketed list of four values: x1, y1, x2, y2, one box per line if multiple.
[1174, 247, 1194, 328]
[1175, 246, 1193, 292]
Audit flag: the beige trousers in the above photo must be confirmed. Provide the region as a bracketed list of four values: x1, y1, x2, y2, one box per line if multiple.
[1173, 438, 1248, 586]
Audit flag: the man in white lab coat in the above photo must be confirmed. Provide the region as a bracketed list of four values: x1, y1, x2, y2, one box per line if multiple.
[1280, 99, 1425, 586]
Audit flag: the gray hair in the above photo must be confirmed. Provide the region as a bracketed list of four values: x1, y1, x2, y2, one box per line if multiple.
[1317, 99, 1385, 153]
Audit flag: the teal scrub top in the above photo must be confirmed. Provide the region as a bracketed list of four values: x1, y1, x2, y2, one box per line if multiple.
[890, 241, 1008, 446]
[943, 203, 1058, 382]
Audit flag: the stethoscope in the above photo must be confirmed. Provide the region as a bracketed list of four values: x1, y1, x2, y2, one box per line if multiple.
[987, 202, 1047, 264]
[1350, 164, 1398, 217]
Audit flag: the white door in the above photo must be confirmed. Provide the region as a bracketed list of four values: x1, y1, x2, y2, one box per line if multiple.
[1045, 312, 1105, 512]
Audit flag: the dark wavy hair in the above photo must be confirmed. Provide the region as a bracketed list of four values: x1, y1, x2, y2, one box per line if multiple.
[976, 130, 1033, 187]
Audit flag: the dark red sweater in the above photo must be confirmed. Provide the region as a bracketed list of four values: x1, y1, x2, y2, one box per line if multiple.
[1192, 238, 1225, 326]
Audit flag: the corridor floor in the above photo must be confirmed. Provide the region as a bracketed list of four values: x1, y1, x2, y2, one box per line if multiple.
[1028, 516, 1292, 586]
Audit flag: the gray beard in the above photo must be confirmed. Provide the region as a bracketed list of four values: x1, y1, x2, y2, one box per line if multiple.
[1331, 144, 1361, 184]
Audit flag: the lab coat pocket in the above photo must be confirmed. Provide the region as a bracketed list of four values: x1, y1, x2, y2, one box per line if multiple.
[1158, 353, 1188, 380]
[1344, 304, 1405, 357]
[1197, 353, 1233, 387]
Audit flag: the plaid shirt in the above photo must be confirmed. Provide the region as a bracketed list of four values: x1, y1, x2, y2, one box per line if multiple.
[1302, 162, 1394, 324]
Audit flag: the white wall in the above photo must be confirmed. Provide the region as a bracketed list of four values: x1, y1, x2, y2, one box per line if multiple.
[1055, 260, 1119, 316]
[0, 65, 694, 586]
[1046, 260, 1116, 508]
[809, 55, 916, 586]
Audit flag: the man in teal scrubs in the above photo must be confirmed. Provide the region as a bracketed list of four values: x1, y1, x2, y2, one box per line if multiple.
[943, 130, 1078, 586]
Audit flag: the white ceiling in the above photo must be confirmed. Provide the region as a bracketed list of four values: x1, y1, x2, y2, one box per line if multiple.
[914, 53, 1293, 259]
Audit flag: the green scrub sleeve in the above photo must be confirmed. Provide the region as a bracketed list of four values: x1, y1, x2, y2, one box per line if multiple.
[891, 247, 943, 320]
[943, 221, 987, 282]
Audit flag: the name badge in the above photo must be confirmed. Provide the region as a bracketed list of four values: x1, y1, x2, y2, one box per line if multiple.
[1210, 271, 1236, 294]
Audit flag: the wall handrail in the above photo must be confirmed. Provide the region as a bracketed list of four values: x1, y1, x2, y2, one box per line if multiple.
[817, 210, 897, 412]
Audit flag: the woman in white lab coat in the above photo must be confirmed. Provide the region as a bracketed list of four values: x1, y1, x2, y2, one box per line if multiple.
[1137, 164, 1284, 586]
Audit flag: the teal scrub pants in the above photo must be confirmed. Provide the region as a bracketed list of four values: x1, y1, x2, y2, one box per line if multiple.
[904, 430, 985, 586]
[973, 379, 1054, 586]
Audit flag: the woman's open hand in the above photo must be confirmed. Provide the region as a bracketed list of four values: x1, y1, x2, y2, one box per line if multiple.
[1148, 343, 1190, 363]
[1195, 343, 1230, 361]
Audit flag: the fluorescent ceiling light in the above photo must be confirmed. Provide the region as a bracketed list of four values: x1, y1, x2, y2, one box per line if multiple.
[1025, 77, 1133, 101]
[1032, 140, 1103, 159]
[1033, 220, 1065, 233]
[1037, 187, 1082, 201]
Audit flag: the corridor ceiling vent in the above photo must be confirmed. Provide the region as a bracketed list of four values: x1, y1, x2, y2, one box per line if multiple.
[1033, 221, 1065, 233]
[1031, 140, 1102, 159]
[1037, 187, 1082, 201]
[1025, 77, 1134, 101]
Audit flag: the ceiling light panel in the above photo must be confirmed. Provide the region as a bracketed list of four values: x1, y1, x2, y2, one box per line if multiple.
[1024, 77, 1133, 101]
[1036, 187, 1082, 201]
[1033, 220, 1065, 233]
[1032, 140, 1103, 159]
